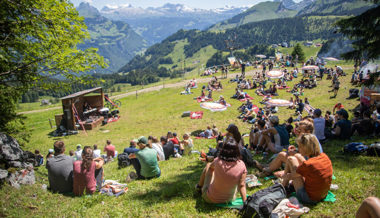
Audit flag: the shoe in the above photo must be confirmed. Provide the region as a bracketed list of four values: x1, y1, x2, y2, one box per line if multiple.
[126, 171, 138, 182]
[195, 184, 202, 194]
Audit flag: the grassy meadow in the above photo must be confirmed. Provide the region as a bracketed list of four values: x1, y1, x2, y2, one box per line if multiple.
[2, 62, 380, 217]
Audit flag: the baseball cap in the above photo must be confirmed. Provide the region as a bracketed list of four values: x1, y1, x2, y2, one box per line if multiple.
[48, 149, 54, 153]
[138, 136, 148, 144]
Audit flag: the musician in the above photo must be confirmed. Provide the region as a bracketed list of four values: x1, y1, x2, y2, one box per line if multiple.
[83, 102, 92, 112]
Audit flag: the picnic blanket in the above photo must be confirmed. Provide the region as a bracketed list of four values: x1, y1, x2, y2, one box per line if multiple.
[304, 104, 315, 115]
[200, 102, 228, 112]
[107, 116, 120, 123]
[215, 196, 247, 208]
[290, 191, 336, 203]
[100, 180, 128, 197]
[190, 111, 203, 119]
[196, 97, 213, 103]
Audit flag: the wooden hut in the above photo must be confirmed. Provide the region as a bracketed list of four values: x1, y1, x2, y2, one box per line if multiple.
[56, 87, 104, 130]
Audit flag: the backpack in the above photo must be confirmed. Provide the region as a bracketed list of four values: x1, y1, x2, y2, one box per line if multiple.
[117, 153, 131, 168]
[240, 183, 286, 218]
[241, 148, 254, 167]
[343, 142, 368, 154]
[367, 143, 380, 157]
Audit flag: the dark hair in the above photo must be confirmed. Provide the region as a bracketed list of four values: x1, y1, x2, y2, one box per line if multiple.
[326, 110, 331, 115]
[106, 140, 111, 145]
[363, 110, 371, 118]
[287, 117, 293, 124]
[227, 124, 242, 144]
[81, 146, 93, 170]
[218, 137, 240, 162]
[93, 144, 98, 150]
[35, 149, 40, 155]
[69, 150, 74, 156]
[160, 136, 168, 143]
[53, 141, 65, 154]
[258, 119, 266, 128]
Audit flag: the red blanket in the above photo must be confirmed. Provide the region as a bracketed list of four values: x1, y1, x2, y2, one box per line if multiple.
[190, 111, 203, 119]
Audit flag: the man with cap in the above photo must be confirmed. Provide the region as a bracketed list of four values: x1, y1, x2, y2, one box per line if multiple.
[313, 109, 326, 142]
[46, 141, 74, 193]
[331, 109, 352, 140]
[128, 136, 160, 180]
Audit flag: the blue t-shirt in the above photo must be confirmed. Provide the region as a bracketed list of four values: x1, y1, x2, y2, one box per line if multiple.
[124, 146, 139, 154]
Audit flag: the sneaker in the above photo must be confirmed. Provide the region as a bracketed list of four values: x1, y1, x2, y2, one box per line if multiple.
[126, 171, 138, 183]
[195, 184, 202, 194]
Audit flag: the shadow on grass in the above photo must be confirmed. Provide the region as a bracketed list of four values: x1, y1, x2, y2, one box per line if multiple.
[132, 160, 225, 213]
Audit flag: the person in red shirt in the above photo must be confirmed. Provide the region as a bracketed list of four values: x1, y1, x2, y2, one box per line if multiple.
[332, 102, 344, 114]
[104, 140, 115, 160]
[282, 133, 333, 204]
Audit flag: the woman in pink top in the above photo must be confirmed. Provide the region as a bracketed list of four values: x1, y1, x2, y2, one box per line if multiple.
[73, 146, 104, 196]
[196, 137, 247, 203]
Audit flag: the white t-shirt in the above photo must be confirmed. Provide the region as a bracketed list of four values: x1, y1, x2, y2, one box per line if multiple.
[152, 143, 165, 161]
[93, 149, 101, 158]
[75, 149, 82, 161]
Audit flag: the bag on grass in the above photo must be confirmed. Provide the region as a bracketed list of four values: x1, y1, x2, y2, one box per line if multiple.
[343, 142, 368, 154]
[240, 183, 286, 218]
[367, 143, 380, 157]
[117, 153, 131, 168]
[241, 148, 254, 167]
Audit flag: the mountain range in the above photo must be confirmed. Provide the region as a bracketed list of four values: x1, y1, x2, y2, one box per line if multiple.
[100, 3, 249, 44]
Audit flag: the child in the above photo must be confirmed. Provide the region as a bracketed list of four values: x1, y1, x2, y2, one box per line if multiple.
[181, 133, 194, 156]
[34, 150, 44, 167]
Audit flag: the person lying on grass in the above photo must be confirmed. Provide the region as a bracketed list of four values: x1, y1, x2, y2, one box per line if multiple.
[195, 137, 247, 203]
[73, 146, 104, 196]
[282, 133, 333, 204]
[253, 118, 324, 178]
[128, 136, 161, 180]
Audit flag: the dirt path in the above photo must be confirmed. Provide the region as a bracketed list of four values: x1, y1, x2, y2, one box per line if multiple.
[18, 69, 260, 115]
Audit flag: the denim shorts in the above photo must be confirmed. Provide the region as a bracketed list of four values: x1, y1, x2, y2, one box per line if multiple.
[296, 187, 317, 205]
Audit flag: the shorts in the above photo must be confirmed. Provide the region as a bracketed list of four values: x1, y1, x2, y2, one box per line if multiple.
[296, 187, 317, 205]
[334, 87, 339, 90]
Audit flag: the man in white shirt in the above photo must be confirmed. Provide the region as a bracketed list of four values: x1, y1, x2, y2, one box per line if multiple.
[74, 144, 82, 161]
[93, 144, 101, 158]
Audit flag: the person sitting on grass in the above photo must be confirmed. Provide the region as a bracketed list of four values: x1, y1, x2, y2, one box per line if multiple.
[195, 137, 247, 203]
[199, 126, 214, 139]
[128, 136, 161, 180]
[328, 109, 352, 140]
[180, 133, 194, 156]
[46, 141, 74, 193]
[149, 136, 165, 161]
[257, 116, 290, 153]
[104, 140, 116, 162]
[160, 136, 174, 160]
[254, 119, 324, 178]
[73, 146, 104, 196]
[282, 133, 333, 204]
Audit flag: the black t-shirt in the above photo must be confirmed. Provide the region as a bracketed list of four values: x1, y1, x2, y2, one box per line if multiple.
[336, 119, 352, 139]
[163, 141, 175, 160]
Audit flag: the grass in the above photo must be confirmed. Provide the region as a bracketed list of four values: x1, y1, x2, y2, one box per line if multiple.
[2, 62, 380, 217]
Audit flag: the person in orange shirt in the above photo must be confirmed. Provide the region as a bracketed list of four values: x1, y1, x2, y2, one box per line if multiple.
[282, 133, 333, 204]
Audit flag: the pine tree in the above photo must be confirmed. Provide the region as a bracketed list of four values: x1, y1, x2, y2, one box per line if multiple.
[291, 43, 306, 62]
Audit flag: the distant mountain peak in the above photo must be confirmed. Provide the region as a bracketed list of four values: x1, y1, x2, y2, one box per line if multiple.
[77, 2, 100, 18]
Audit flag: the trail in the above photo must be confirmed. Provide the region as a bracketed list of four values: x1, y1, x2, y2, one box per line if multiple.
[18, 69, 259, 115]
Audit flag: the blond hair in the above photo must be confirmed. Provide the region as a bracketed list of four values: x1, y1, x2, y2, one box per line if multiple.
[297, 119, 314, 134]
[296, 133, 320, 157]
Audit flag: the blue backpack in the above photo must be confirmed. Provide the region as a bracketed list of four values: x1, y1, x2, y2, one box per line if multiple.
[344, 142, 368, 154]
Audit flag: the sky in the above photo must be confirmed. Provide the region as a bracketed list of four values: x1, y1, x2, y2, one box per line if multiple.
[70, 0, 271, 10]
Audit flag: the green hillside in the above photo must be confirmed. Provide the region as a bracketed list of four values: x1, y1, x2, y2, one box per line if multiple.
[119, 16, 341, 74]
[209, 1, 297, 31]
[297, 0, 377, 16]
[77, 3, 147, 73]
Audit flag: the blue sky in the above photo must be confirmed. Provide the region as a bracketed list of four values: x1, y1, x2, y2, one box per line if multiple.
[71, 0, 270, 9]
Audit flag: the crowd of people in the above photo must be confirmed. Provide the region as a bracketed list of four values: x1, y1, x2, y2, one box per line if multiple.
[35, 58, 380, 217]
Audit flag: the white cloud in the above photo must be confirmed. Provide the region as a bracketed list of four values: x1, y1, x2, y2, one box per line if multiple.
[83, 0, 93, 3]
